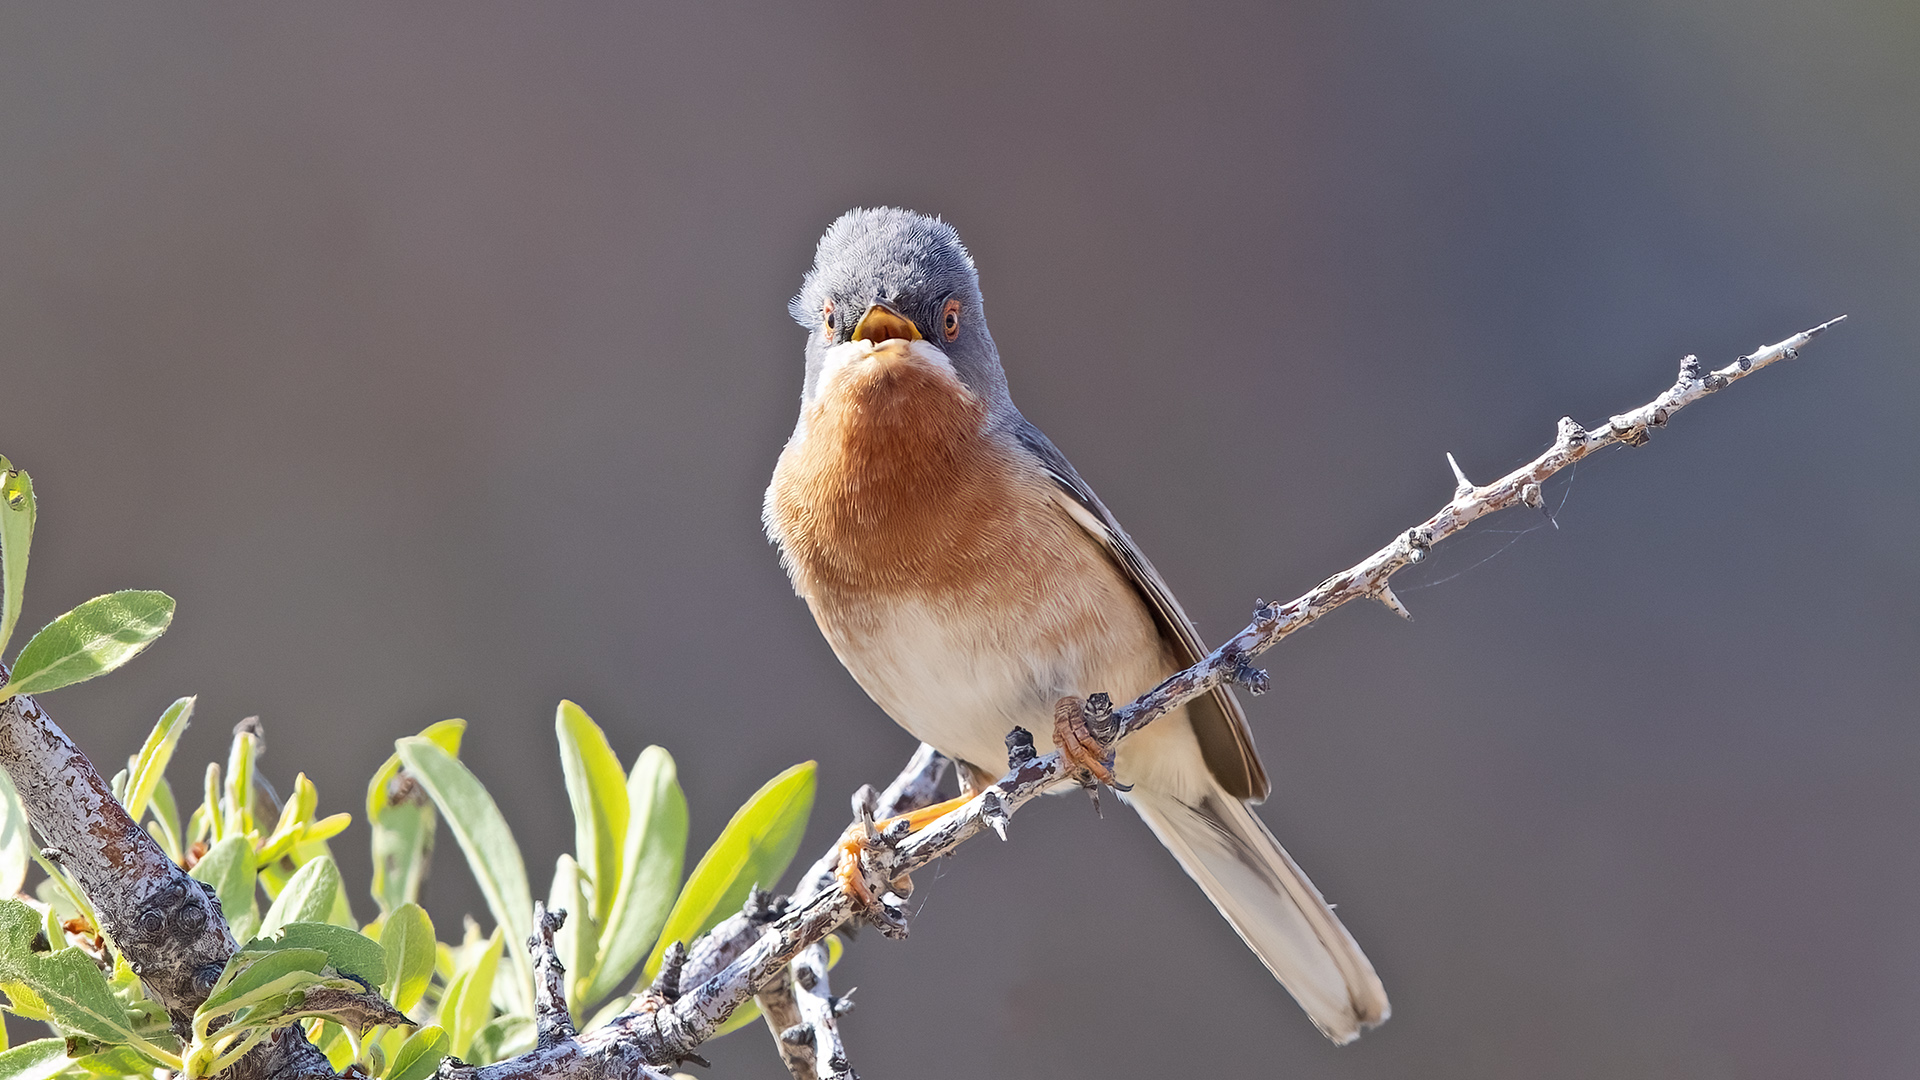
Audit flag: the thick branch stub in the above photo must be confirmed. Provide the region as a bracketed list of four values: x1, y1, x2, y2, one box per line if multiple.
[791, 943, 854, 1080]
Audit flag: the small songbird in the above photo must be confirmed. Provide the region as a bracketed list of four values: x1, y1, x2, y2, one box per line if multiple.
[764, 208, 1389, 1042]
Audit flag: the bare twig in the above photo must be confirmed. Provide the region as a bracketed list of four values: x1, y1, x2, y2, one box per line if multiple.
[531, 904, 575, 1050]
[273, 317, 1851, 1080]
[790, 943, 853, 1080]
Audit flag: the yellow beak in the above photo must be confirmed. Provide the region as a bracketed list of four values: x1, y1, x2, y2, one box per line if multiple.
[850, 303, 922, 344]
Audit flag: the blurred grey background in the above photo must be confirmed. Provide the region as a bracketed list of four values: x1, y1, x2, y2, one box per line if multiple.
[2, 2, 1915, 1077]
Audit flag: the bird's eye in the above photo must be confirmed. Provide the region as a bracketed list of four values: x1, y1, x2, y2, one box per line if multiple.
[941, 298, 961, 341]
[823, 301, 836, 333]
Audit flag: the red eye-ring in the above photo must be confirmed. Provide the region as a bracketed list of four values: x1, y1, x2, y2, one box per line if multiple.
[942, 298, 961, 341]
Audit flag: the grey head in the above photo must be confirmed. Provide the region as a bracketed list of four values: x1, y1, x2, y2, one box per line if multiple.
[789, 207, 1011, 410]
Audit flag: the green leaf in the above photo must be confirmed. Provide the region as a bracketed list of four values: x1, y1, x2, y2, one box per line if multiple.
[438, 928, 501, 1060]
[582, 746, 686, 1005]
[222, 729, 257, 841]
[250, 923, 385, 987]
[554, 701, 627, 927]
[367, 720, 463, 916]
[147, 776, 184, 865]
[546, 856, 595, 1016]
[1, 592, 174, 701]
[642, 761, 814, 982]
[0, 460, 35, 659]
[70, 1045, 158, 1076]
[0, 1039, 69, 1080]
[188, 837, 259, 942]
[379, 903, 435, 1013]
[394, 738, 530, 1012]
[104, 951, 167, 1033]
[122, 696, 193, 825]
[257, 857, 343, 939]
[198, 947, 329, 1018]
[256, 774, 317, 865]
[0, 771, 31, 898]
[383, 1025, 447, 1080]
[468, 1013, 532, 1065]
[0, 901, 142, 1045]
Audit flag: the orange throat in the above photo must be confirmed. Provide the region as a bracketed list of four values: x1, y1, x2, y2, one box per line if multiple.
[770, 346, 1018, 595]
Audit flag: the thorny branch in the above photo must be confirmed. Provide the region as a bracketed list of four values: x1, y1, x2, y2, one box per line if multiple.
[6, 318, 1844, 1080]
[453, 318, 1846, 1078]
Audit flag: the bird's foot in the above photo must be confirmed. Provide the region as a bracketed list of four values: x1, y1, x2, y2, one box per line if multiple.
[833, 792, 971, 936]
[1053, 694, 1130, 794]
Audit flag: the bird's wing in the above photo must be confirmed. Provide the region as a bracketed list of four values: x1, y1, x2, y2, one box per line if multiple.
[1012, 420, 1269, 801]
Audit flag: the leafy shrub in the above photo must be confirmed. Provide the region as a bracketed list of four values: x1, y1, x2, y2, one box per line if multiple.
[0, 456, 820, 1079]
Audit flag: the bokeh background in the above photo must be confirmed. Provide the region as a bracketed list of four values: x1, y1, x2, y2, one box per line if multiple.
[3, 2, 1916, 1077]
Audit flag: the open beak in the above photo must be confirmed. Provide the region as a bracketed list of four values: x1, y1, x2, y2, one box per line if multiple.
[850, 303, 923, 344]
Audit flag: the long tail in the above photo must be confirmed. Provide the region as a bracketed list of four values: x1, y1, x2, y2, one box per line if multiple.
[1127, 786, 1389, 1043]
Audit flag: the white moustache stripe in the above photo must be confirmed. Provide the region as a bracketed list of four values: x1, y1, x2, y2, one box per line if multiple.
[818, 338, 958, 381]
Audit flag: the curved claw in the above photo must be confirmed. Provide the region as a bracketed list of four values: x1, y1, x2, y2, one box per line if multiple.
[1053, 696, 1129, 791]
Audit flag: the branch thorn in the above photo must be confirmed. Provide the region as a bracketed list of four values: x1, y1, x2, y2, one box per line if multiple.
[1374, 583, 1412, 621]
[1446, 452, 1474, 498]
[852, 789, 879, 843]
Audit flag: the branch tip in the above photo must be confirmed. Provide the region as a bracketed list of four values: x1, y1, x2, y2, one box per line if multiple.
[530, 901, 575, 1049]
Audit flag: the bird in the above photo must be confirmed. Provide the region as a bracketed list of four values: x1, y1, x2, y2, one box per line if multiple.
[763, 207, 1389, 1043]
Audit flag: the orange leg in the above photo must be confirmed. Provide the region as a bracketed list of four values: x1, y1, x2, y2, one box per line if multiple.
[833, 793, 975, 909]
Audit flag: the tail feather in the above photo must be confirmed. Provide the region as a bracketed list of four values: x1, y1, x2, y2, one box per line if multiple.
[1128, 787, 1389, 1043]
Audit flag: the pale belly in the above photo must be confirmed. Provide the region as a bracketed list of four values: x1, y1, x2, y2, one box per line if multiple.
[810, 586, 1212, 797]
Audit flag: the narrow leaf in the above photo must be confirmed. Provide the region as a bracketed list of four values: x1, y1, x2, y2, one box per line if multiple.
[147, 776, 184, 865]
[188, 837, 258, 942]
[546, 855, 595, 1017]
[583, 746, 686, 1004]
[439, 929, 501, 1060]
[394, 738, 530, 1012]
[0, 461, 35, 658]
[384, 1025, 447, 1080]
[257, 857, 343, 939]
[367, 720, 463, 915]
[554, 701, 627, 926]
[199, 948, 329, 1018]
[379, 903, 435, 1013]
[202, 966, 332, 1029]
[122, 696, 194, 824]
[2, 592, 174, 701]
[0, 1039, 68, 1080]
[643, 761, 814, 982]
